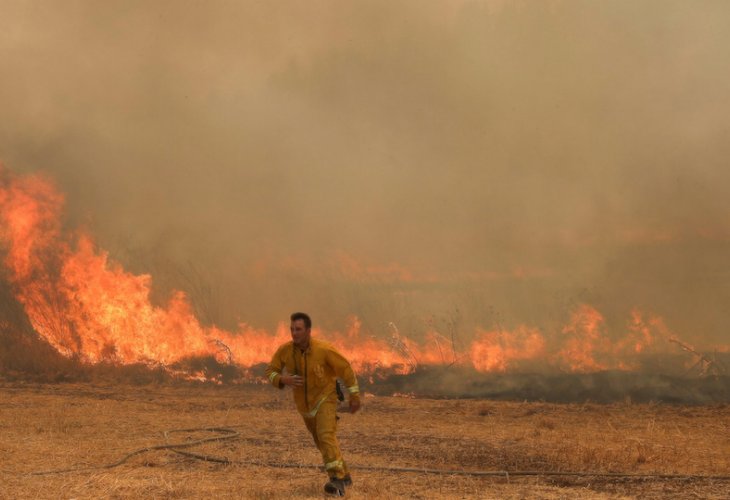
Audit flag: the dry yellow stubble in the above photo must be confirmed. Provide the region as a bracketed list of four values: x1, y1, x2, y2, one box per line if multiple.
[0, 382, 727, 499]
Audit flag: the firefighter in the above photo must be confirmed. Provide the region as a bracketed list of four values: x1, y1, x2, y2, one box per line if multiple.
[266, 312, 361, 496]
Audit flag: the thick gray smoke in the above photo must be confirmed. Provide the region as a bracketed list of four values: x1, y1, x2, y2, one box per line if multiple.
[1, 1, 729, 347]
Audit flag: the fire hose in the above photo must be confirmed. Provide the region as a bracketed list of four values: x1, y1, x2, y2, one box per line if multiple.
[4, 426, 730, 482]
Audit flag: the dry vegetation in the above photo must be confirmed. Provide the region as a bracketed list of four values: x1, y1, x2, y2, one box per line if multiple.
[0, 381, 728, 499]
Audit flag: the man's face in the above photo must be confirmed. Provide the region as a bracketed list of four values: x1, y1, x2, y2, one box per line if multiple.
[290, 319, 311, 350]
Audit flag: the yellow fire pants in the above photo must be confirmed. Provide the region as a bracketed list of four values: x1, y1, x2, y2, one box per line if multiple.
[302, 398, 350, 479]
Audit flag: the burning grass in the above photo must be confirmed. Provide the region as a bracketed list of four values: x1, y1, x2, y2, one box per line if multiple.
[3, 165, 729, 383]
[0, 381, 727, 499]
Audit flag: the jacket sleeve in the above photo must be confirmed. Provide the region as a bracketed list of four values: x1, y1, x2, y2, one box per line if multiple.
[266, 345, 286, 389]
[327, 346, 360, 400]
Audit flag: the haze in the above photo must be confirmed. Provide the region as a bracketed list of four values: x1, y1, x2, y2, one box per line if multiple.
[1, 0, 729, 347]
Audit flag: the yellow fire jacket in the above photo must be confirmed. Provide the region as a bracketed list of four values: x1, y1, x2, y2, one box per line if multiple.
[266, 338, 360, 417]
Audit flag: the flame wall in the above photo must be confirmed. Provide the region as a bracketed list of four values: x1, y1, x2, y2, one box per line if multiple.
[0, 166, 716, 376]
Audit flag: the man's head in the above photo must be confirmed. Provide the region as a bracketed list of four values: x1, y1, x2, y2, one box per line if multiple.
[290, 312, 312, 350]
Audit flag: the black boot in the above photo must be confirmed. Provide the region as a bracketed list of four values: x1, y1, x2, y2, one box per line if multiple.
[324, 477, 346, 496]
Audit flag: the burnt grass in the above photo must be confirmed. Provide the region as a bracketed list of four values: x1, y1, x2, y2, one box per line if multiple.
[365, 366, 730, 405]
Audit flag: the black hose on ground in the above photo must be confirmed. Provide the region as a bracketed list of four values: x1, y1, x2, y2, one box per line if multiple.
[3, 426, 728, 482]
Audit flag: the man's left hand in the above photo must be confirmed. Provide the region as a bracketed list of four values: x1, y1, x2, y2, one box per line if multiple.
[349, 397, 361, 414]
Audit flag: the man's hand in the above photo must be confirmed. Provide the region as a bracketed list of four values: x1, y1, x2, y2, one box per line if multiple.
[280, 374, 304, 387]
[349, 396, 361, 414]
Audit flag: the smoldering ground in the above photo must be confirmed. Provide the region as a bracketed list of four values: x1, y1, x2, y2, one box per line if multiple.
[1, 1, 730, 353]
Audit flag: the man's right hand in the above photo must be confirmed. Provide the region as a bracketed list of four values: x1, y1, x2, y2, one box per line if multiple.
[280, 374, 304, 387]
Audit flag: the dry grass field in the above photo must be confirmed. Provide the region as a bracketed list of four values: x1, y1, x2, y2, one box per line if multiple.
[0, 381, 728, 499]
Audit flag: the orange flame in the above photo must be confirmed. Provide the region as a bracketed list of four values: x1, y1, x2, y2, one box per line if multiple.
[470, 326, 545, 372]
[557, 304, 610, 372]
[0, 166, 290, 369]
[0, 166, 710, 379]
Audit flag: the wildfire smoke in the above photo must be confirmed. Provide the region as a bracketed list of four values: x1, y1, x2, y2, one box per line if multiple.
[2, 166, 722, 381]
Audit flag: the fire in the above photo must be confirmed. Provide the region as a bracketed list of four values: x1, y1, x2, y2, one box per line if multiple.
[0, 166, 290, 369]
[327, 317, 416, 375]
[556, 306, 666, 372]
[557, 304, 610, 372]
[470, 326, 545, 373]
[0, 166, 710, 380]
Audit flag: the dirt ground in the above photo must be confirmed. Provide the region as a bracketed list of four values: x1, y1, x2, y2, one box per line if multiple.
[0, 381, 728, 499]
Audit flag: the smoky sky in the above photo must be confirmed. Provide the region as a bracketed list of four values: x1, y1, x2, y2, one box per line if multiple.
[1, 0, 729, 344]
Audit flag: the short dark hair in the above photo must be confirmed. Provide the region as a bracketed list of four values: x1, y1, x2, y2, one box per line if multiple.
[290, 312, 312, 329]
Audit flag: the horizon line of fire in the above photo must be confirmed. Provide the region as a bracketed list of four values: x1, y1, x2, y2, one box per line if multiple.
[1, 166, 728, 377]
